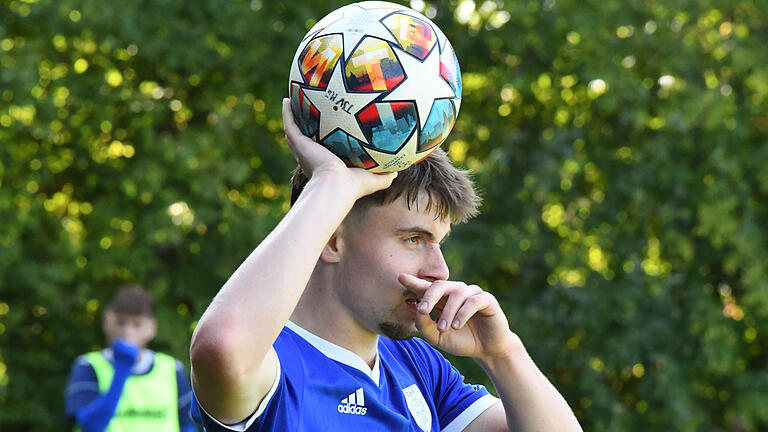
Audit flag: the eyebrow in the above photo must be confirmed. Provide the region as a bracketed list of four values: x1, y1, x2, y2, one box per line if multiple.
[395, 227, 451, 244]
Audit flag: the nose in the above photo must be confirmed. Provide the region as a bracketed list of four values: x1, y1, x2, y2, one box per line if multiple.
[114, 324, 137, 344]
[417, 244, 449, 282]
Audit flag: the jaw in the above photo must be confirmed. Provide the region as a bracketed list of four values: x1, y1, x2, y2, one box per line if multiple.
[378, 321, 419, 340]
[377, 303, 421, 340]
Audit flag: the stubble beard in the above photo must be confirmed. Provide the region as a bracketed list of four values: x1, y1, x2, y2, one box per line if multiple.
[378, 321, 419, 340]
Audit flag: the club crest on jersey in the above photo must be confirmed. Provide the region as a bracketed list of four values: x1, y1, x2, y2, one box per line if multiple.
[403, 384, 432, 431]
[338, 387, 367, 415]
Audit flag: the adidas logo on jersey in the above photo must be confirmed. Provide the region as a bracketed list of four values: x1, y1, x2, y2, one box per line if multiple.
[337, 388, 367, 415]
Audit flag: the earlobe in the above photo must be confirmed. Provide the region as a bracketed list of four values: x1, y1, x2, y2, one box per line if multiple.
[320, 230, 343, 263]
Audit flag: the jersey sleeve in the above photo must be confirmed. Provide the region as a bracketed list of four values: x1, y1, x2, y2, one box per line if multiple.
[193, 347, 283, 432]
[64, 355, 100, 418]
[175, 360, 197, 430]
[407, 339, 499, 431]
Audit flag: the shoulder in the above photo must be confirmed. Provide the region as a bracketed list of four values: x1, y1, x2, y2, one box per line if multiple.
[69, 352, 100, 376]
[152, 352, 186, 371]
[148, 352, 189, 381]
[73, 353, 94, 367]
[380, 336, 445, 365]
[379, 337, 453, 389]
[272, 326, 311, 368]
[68, 354, 97, 382]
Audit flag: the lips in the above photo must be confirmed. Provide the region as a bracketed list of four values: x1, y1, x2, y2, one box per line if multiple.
[405, 297, 420, 313]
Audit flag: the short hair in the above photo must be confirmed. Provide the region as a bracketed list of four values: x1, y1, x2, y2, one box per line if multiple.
[106, 284, 155, 317]
[290, 149, 481, 224]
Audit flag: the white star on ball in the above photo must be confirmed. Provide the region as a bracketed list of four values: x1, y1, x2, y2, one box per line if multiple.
[383, 45, 456, 129]
[365, 127, 420, 172]
[300, 62, 382, 143]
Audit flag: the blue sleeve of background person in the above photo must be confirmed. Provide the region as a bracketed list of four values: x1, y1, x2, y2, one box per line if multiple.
[65, 356, 100, 418]
[70, 355, 134, 432]
[405, 338, 492, 429]
[175, 360, 199, 432]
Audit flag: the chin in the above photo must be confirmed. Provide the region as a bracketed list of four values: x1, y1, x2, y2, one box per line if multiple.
[378, 322, 419, 340]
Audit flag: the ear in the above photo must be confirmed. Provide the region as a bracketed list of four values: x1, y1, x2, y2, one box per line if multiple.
[101, 311, 112, 334]
[320, 227, 344, 263]
[147, 317, 158, 340]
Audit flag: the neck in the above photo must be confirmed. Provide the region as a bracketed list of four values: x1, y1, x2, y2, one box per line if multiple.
[291, 280, 379, 368]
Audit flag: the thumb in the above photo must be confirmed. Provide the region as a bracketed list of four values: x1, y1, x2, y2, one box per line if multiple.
[357, 170, 398, 195]
[377, 170, 398, 187]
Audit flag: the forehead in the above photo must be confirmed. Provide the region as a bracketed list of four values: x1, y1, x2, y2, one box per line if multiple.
[105, 310, 154, 323]
[354, 194, 451, 238]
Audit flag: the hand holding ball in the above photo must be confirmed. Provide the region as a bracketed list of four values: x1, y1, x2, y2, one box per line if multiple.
[288, 1, 462, 172]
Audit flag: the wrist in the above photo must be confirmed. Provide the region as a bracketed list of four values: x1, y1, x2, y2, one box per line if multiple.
[113, 356, 136, 370]
[304, 170, 364, 202]
[475, 333, 530, 370]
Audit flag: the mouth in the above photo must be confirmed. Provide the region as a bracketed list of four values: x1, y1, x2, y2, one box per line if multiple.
[405, 297, 420, 313]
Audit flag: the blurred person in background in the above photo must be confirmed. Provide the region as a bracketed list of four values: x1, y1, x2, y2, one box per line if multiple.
[64, 284, 197, 432]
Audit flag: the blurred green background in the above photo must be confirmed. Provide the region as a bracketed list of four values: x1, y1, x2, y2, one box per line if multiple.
[2, 0, 767, 430]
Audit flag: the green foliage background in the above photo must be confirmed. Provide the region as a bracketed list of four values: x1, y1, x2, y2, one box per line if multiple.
[1, 0, 766, 430]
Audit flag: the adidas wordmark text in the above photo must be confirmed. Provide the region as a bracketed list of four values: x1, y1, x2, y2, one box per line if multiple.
[337, 388, 367, 415]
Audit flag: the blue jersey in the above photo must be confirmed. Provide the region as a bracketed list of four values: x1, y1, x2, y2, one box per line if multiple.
[195, 321, 498, 431]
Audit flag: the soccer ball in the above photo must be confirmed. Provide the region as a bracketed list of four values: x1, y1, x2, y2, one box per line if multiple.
[288, 1, 462, 172]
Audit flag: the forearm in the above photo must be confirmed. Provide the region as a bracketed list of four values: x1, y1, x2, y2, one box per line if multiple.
[477, 341, 582, 432]
[75, 365, 132, 432]
[192, 174, 357, 366]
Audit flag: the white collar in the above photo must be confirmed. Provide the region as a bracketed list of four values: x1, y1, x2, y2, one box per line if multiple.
[286, 321, 381, 385]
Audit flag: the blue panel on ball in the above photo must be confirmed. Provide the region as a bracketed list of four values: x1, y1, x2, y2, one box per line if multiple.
[358, 102, 418, 153]
[290, 83, 320, 139]
[418, 99, 456, 152]
[322, 129, 377, 169]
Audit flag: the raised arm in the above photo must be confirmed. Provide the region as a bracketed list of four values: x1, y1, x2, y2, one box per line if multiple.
[189, 99, 396, 424]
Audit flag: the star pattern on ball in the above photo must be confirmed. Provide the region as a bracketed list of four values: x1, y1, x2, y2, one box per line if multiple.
[315, 4, 400, 60]
[365, 128, 419, 172]
[300, 62, 381, 143]
[383, 45, 456, 129]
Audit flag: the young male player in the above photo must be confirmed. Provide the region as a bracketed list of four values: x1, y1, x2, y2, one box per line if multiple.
[65, 284, 197, 432]
[189, 99, 583, 431]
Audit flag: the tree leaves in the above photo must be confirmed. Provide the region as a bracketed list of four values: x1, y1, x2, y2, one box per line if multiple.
[1, 0, 766, 430]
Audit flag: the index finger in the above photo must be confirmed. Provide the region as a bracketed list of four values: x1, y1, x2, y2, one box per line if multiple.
[398, 274, 432, 295]
[399, 274, 448, 316]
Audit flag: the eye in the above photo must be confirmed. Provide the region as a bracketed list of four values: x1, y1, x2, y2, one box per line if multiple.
[405, 236, 420, 245]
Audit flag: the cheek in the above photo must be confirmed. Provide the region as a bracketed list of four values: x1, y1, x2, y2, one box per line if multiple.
[141, 323, 157, 337]
[107, 322, 125, 335]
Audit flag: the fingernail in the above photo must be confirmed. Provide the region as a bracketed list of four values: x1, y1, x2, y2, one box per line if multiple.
[452, 319, 460, 329]
[418, 302, 428, 313]
[438, 319, 447, 331]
